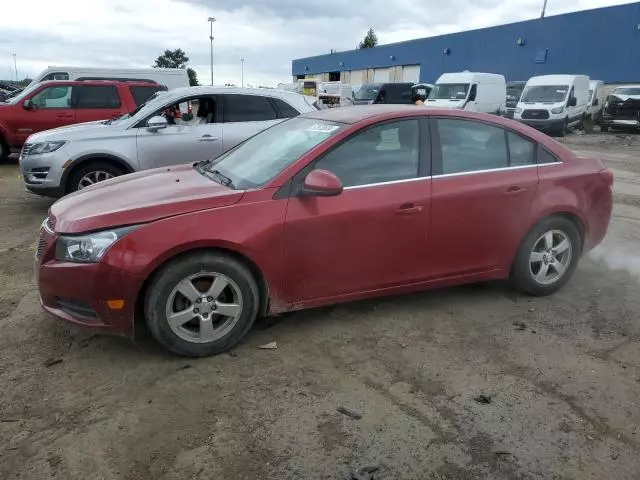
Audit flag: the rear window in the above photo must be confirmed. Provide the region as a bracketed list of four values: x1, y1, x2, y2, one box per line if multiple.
[271, 98, 301, 118]
[75, 85, 121, 109]
[130, 85, 165, 106]
[223, 94, 278, 122]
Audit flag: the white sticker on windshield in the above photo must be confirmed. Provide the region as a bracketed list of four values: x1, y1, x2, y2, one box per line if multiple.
[306, 123, 339, 133]
[557, 90, 567, 93]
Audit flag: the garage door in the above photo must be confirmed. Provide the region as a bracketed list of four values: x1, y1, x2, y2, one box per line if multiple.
[349, 70, 366, 85]
[373, 68, 391, 83]
[401, 65, 420, 83]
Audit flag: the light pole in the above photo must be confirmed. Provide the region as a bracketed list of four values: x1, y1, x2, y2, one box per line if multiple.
[240, 58, 245, 87]
[12, 53, 18, 82]
[541, 0, 548, 18]
[208, 16, 216, 86]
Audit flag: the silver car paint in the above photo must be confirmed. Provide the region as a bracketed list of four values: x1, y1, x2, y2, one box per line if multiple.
[20, 86, 317, 197]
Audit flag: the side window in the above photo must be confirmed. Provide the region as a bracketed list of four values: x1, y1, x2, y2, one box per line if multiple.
[271, 98, 301, 119]
[30, 86, 72, 109]
[435, 119, 508, 175]
[537, 146, 560, 164]
[75, 85, 121, 109]
[223, 94, 277, 122]
[42, 72, 69, 81]
[315, 120, 420, 187]
[129, 85, 163, 106]
[507, 131, 536, 166]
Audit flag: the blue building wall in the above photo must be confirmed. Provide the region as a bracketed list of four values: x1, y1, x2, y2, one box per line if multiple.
[292, 3, 640, 83]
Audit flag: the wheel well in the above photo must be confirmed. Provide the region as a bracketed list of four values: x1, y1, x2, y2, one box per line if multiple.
[133, 247, 270, 340]
[64, 156, 133, 193]
[553, 212, 586, 251]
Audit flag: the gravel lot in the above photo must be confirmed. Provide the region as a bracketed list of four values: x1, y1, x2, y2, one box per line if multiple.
[1, 132, 639, 480]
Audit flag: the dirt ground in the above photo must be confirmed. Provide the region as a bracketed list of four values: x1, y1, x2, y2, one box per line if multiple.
[1, 131, 639, 480]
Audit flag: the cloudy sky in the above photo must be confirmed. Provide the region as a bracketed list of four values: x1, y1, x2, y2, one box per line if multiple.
[0, 0, 635, 86]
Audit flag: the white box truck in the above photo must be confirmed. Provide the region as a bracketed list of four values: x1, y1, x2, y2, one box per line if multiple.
[514, 74, 590, 136]
[425, 72, 506, 114]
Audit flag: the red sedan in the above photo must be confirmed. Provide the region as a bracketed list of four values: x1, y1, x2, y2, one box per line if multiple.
[36, 105, 613, 356]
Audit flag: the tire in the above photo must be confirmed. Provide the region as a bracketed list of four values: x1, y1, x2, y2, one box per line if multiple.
[67, 161, 123, 193]
[0, 136, 9, 161]
[511, 216, 581, 296]
[601, 125, 609, 133]
[145, 252, 260, 357]
[558, 119, 568, 137]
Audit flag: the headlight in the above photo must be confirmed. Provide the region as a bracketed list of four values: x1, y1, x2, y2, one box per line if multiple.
[55, 226, 137, 263]
[551, 106, 564, 114]
[515, 107, 522, 114]
[30, 141, 67, 155]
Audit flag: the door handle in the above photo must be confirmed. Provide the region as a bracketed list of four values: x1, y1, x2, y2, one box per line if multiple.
[395, 203, 423, 215]
[503, 186, 528, 196]
[198, 135, 219, 142]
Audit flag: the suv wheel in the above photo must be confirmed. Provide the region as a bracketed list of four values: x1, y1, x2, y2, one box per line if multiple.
[511, 216, 581, 296]
[145, 253, 260, 357]
[0, 136, 9, 161]
[68, 162, 123, 193]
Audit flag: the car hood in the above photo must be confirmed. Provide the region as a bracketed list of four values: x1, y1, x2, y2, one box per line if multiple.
[425, 99, 465, 109]
[50, 164, 245, 233]
[27, 120, 122, 143]
[609, 94, 640, 102]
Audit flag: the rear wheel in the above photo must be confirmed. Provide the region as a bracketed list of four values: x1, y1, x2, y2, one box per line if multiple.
[145, 253, 260, 357]
[511, 216, 581, 296]
[67, 161, 123, 193]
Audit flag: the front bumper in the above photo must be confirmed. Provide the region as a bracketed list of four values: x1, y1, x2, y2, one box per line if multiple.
[515, 117, 565, 132]
[35, 227, 142, 337]
[20, 149, 68, 198]
[600, 117, 640, 128]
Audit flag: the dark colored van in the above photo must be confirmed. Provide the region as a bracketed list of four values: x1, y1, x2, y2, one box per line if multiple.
[352, 82, 414, 105]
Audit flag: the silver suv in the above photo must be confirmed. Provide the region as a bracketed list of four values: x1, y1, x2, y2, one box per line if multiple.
[20, 86, 317, 197]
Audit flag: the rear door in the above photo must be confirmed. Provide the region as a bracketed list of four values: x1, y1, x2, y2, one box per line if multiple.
[220, 94, 283, 152]
[428, 117, 539, 277]
[13, 84, 76, 144]
[73, 85, 126, 124]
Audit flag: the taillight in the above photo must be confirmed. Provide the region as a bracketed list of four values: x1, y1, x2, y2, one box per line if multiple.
[599, 168, 614, 187]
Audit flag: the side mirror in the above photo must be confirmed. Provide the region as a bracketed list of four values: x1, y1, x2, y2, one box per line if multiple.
[568, 97, 577, 107]
[301, 169, 343, 197]
[147, 115, 168, 131]
[468, 85, 477, 102]
[23, 99, 34, 110]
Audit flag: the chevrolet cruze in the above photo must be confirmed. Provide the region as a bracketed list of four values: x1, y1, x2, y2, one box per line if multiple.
[35, 105, 613, 356]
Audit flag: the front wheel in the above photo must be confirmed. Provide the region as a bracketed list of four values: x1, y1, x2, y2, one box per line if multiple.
[511, 216, 581, 296]
[0, 136, 9, 161]
[601, 125, 609, 133]
[145, 253, 260, 357]
[68, 161, 123, 193]
[558, 119, 569, 137]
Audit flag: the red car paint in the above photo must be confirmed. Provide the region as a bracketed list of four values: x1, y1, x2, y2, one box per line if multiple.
[0, 80, 165, 151]
[36, 106, 613, 338]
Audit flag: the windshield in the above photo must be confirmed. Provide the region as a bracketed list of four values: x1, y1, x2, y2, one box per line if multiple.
[428, 83, 469, 100]
[109, 91, 167, 125]
[521, 85, 569, 103]
[506, 86, 524, 101]
[201, 118, 344, 190]
[613, 87, 640, 96]
[119, 90, 170, 124]
[354, 84, 381, 101]
[6, 82, 43, 105]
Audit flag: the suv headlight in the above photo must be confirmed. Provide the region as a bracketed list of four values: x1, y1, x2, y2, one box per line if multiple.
[55, 226, 138, 263]
[30, 141, 67, 155]
[551, 106, 564, 114]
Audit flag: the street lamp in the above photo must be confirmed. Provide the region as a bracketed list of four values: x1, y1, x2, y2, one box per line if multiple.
[12, 53, 18, 82]
[240, 58, 245, 87]
[541, 0, 548, 18]
[208, 16, 216, 86]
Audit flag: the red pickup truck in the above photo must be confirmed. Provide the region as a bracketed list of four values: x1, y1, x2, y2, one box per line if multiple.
[0, 80, 166, 159]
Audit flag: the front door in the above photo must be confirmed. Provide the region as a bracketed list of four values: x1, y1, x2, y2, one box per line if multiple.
[135, 95, 224, 170]
[284, 119, 432, 302]
[15, 84, 76, 144]
[428, 117, 539, 277]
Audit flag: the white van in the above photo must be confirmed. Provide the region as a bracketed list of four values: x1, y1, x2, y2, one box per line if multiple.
[426, 72, 506, 114]
[587, 80, 606, 122]
[514, 75, 590, 136]
[27, 67, 189, 91]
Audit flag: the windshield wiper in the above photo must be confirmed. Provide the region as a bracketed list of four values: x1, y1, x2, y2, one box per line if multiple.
[210, 170, 235, 189]
[194, 163, 235, 189]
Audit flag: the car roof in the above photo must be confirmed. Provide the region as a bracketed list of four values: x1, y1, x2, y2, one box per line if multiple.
[36, 79, 161, 87]
[300, 105, 431, 124]
[162, 85, 308, 100]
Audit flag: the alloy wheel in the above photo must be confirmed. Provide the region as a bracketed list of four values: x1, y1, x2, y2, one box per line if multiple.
[529, 230, 573, 285]
[77, 170, 114, 189]
[165, 272, 243, 343]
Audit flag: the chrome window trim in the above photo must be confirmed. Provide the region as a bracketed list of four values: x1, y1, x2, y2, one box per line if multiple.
[341, 162, 562, 189]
